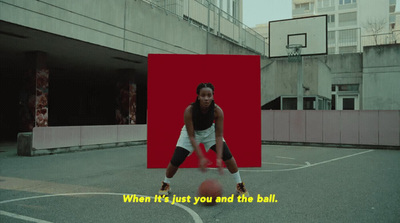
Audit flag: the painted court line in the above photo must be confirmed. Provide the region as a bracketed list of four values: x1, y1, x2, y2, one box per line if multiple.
[0, 193, 203, 223]
[0, 210, 52, 223]
[262, 162, 304, 167]
[276, 156, 295, 160]
[242, 150, 374, 172]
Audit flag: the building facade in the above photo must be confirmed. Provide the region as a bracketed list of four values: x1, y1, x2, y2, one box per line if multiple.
[147, 0, 267, 54]
[293, 0, 399, 54]
[259, 0, 399, 111]
[0, 0, 260, 145]
[293, 0, 399, 111]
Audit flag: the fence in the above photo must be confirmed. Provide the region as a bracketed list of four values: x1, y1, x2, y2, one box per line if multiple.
[142, 0, 267, 55]
[262, 110, 400, 147]
[361, 31, 400, 47]
[328, 28, 400, 54]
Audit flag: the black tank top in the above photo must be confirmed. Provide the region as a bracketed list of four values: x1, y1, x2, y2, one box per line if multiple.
[192, 100, 215, 131]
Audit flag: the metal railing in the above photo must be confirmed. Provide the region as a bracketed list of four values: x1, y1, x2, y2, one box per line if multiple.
[142, 0, 398, 56]
[328, 28, 400, 54]
[141, 0, 267, 56]
[361, 31, 400, 47]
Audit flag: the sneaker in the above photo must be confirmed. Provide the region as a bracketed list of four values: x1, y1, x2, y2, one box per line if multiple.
[236, 182, 249, 197]
[158, 181, 171, 195]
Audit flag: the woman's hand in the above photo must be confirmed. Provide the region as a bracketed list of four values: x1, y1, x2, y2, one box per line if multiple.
[216, 158, 224, 175]
[199, 157, 210, 172]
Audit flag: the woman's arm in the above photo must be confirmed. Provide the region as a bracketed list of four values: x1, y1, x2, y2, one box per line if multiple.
[184, 105, 208, 172]
[214, 105, 224, 174]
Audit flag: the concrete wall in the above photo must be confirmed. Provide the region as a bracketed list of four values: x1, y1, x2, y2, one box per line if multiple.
[262, 110, 400, 147]
[32, 125, 147, 150]
[317, 57, 332, 98]
[260, 56, 332, 106]
[0, 0, 256, 56]
[260, 58, 276, 106]
[263, 44, 400, 110]
[327, 53, 363, 86]
[362, 44, 400, 110]
[327, 53, 363, 109]
[1, 0, 126, 52]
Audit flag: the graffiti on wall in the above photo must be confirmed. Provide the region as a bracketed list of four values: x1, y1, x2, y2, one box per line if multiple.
[36, 69, 49, 127]
[116, 80, 137, 125]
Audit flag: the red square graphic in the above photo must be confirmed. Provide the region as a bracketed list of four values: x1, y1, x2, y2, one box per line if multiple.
[147, 54, 261, 168]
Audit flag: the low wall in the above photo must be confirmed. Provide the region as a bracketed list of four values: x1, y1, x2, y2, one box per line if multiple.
[18, 110, 399, 156]
[17, 125, 147, 156]
[33, 125, 147, 149]
[262, 110, 400, 147]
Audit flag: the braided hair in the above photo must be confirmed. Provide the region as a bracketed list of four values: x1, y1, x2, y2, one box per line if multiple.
[192, 82, 215, 130]
[196, 82, 215, 95]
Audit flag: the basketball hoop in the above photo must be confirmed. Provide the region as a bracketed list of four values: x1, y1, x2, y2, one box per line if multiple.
[286, 44, 302, 62]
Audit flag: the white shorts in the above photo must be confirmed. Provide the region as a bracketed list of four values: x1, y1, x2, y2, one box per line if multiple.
[176, 123, 225, 153]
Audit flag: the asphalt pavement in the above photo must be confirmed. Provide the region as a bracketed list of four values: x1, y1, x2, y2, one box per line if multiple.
[1, 142, 399, 223]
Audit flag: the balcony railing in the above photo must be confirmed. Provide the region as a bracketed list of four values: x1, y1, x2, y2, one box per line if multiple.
[362, 31, 400, 47]
[328, 28, 400, 54]
[142, 0, 267, 56]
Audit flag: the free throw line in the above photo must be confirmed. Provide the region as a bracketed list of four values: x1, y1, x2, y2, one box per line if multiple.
[242, 149, 374, 172]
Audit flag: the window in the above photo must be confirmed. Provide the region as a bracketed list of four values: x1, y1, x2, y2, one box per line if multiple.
[304, 97, 315, 110]
[329, 15, 335, 23]
[318, 0, 333, 8]
[339, 12, 357, 26]
[227, 0, 231, 16]
[390, 14, 396, 24]
[343, 98, 355, 110]
[390, 5, 396, 13]
[232, 0, 237, 19]
[328, 31, 336, 43]
[328, 14, 335, 25]
[325, 0, 332, 7]
[339, 29, 357, 43]
[295, 3, 310, 10]
[282, 98, 297, 110]
[318, 98, 324, 110]
[338, 84, 359, 91]
[339, 0, 356, 5]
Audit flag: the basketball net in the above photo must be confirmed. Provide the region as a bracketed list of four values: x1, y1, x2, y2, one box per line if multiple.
[286, 44, 302, 62]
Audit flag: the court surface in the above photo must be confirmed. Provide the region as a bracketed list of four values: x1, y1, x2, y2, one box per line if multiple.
[1, 143, 399, 222]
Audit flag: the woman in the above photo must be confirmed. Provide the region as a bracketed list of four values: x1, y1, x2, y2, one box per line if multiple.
[159, 83, 249, 197]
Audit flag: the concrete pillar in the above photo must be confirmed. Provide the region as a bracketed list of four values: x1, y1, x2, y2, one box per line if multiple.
[115, 69, 137, 124]
[33, 52, 49, 127]
[19, 51, 49, 132]
[18, 51, 48, 156]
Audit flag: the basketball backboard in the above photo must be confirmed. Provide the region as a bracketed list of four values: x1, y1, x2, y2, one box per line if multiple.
[269, 15, 327, 58]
